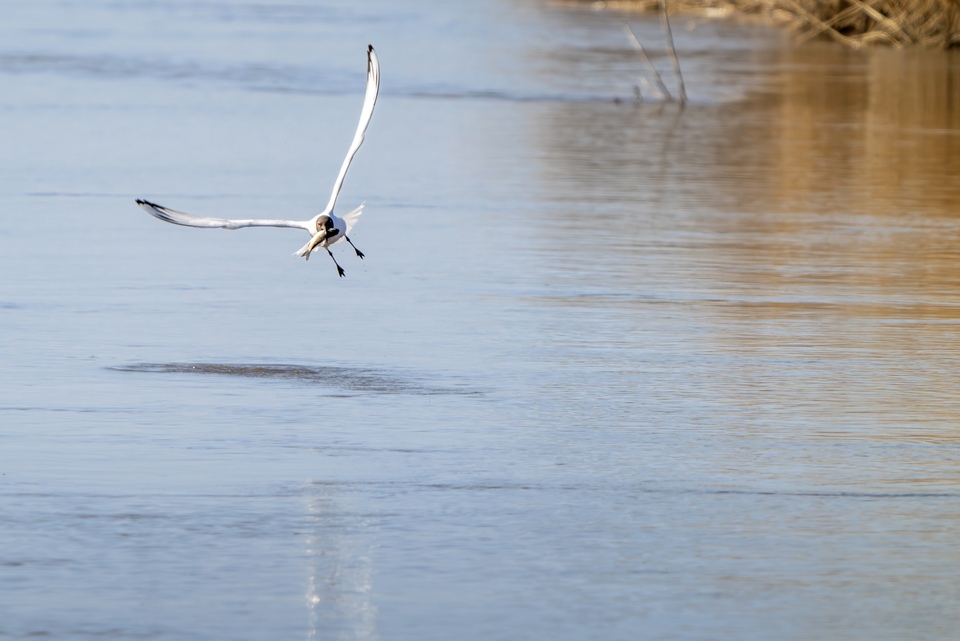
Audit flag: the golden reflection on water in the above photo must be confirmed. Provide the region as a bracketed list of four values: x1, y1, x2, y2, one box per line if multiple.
[527, 38, 960, 445]
[769, 44, 960, 214]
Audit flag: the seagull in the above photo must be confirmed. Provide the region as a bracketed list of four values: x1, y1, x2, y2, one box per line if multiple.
[136, 44, 380, 277]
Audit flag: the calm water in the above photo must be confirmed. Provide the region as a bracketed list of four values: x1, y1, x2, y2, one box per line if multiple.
[3, 1, 960, 639]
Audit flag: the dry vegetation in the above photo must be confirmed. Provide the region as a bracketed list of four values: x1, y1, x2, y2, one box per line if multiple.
[584, 0, 960, 47]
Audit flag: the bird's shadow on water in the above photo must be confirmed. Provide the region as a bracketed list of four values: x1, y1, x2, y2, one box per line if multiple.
[109, 363, 479, 397]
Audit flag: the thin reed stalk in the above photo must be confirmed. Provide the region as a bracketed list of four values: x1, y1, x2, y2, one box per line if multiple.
[659, 0, 687, 103]
[623, 22, 674, 100]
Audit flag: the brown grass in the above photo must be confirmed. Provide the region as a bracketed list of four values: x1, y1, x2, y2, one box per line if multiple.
[583, 0, 960, 47]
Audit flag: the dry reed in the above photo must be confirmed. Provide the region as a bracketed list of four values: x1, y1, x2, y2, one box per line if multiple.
[624, 0, 688, 103]
[584, 0, 960, 47]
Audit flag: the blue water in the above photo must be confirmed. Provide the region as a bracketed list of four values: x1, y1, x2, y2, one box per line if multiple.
[3, 1, 960, 639]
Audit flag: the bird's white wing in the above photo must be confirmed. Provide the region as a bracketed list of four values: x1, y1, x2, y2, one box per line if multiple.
[342, 203, 364, 235]
[321, 44, 380, 216]
[136, 199, 311, 231]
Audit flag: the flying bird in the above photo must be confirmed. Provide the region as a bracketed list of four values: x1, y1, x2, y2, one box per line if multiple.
[136, 44, 381, 277]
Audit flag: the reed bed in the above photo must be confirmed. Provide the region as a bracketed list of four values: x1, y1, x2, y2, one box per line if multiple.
[586, 0, 960, 47]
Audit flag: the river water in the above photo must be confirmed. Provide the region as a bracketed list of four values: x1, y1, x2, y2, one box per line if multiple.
[2, 1, 960, 639]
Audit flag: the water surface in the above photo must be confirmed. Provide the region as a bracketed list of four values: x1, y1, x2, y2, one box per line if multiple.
[2, 1, 960, 640]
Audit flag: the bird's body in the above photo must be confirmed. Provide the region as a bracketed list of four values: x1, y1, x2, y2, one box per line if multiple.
[135, 44, 381, 277]
[294, 208, 367, 276]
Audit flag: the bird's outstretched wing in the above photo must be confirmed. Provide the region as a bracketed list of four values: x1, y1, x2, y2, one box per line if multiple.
[136, 199, 311, 231]
[321, 44, 380, 216]
[342, 203, 364, 235]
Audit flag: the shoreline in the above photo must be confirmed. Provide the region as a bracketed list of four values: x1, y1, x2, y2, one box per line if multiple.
[559, 0, 960, 48]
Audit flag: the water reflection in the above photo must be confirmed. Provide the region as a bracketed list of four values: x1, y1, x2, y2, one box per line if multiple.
[766, 44, 960, 214]
[524, 36, 960, 444]
[531, 42, 960, 212]
[304, 483, 379, 641]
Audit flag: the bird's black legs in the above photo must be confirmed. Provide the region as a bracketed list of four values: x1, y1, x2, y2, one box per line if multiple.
[327, 248, 345, 277]
[321, 236, 362, 277]
[345, 235, 365, 259]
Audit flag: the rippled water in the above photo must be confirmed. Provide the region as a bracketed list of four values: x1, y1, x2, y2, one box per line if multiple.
[3, 1, 960, 639]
